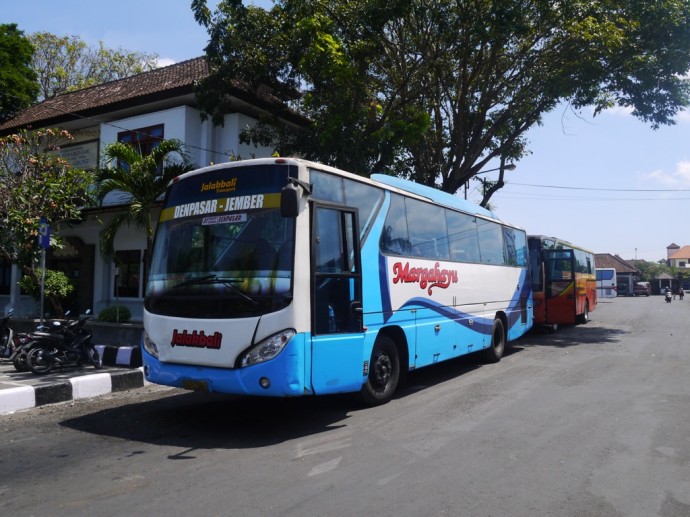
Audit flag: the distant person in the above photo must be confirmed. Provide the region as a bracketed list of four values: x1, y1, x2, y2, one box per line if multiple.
[680, 289, 685, 301]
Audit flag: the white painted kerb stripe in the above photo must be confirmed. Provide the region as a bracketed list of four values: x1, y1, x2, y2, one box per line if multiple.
[116, 347, 134, 364]
[0, 386, 36, 414]
[70, 373, 112, 399]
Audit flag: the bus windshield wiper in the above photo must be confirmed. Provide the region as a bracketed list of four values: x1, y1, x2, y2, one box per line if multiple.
[172, 274, 217, 289]
[172, 274, 258, 305]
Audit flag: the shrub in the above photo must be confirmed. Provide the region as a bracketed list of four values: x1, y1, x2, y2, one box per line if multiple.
[97, 304, 131, 323]
[18, 268, 74, 317]
[18, 268, 74, 299]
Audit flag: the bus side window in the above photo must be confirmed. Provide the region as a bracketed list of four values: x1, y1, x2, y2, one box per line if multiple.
[380, 194, 410, 255]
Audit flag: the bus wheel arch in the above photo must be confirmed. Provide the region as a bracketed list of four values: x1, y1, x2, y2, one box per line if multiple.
[360, 327, 406, 406]
[482, 314, 506, 364]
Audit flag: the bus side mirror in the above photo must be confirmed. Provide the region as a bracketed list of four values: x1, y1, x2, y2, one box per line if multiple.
[280, 183, 300, 218]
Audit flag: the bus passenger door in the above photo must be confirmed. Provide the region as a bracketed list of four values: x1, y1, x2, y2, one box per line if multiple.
[310, 203, 365, 395]
[544, 249, 577, 325]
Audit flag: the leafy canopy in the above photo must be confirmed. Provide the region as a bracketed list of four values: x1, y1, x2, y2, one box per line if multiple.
[0, 129, 95, 316]
[192, 0, 690, 203]
[29, 32, 159, 101]
[0, 24, 38, 123]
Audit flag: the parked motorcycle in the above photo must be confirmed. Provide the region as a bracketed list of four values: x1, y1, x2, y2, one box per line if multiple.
[8, 316, 66, 372]
[24, 311, 102, 375]
[1, 310, 31, 360]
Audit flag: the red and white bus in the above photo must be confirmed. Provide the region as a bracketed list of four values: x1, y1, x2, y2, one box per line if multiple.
[528, 235, 597, 329]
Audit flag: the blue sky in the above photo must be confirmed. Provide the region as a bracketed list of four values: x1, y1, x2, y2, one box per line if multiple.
[4, 0, 689, 262]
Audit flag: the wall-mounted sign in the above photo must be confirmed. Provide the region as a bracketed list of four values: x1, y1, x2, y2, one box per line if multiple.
[58, 140, 99, 170]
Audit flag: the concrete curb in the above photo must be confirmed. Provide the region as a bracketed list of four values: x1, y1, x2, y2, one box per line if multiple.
[0, 368, 146, 415]
[94, 344, 142, 368]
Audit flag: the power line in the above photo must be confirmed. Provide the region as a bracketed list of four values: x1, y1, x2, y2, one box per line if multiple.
[509, 182, 690, 192]
[4, 91, 690, 193]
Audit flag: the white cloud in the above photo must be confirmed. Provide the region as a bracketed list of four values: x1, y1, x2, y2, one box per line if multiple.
[639, 161, 690, 187]
[602, 105, 634, 117]
[156, 58, 176, 68]
[676, 108, 690, 123]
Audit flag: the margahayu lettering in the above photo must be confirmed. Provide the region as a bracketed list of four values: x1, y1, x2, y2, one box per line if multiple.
[392, 261, 458, 295]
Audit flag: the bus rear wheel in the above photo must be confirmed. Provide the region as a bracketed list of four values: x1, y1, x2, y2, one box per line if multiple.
[482, 318, 505, 363]
[360, 335, 400, 406]
[577, 301, 590, 324]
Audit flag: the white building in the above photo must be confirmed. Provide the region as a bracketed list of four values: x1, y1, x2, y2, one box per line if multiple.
[0, 57, 300, 320]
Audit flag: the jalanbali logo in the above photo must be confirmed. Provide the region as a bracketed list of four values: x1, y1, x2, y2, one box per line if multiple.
[392, 261, 458, 295]
[171, 329, 222, 349]
[201, 177, 237, 193]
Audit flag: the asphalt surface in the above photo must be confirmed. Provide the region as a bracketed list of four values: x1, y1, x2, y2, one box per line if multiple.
[0, 344, 143, 414]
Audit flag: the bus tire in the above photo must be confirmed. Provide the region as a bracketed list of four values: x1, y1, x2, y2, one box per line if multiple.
[360, 335, 400, 406]
[577, 301, 590, 324]
[482, 318, 505, 363]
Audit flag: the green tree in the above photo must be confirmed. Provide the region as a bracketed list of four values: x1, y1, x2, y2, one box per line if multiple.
[635, 260, 667, 282]
[18, 269, 74, 317]
[29, 32, 159, 101]
[0, 128, 95, 316]
[96, 139, 196, 271]
[0, 24, 39, 123]
[192, 0, 690, 204]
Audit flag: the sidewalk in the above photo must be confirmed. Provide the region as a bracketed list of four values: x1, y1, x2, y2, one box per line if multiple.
[0, 344, 144, 415]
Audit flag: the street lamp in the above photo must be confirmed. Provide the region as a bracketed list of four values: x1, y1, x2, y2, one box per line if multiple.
[477, 163, 517, 176]
[464, 162, 516, 199]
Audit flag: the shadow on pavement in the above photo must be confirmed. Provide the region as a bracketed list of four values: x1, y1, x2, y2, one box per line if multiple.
[60, 324, 623, 453]
[523, 323, 626, 348]
[59, 349, 517, 454]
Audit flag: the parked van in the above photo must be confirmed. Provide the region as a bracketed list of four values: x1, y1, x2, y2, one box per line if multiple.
[633, 282, 651, 297]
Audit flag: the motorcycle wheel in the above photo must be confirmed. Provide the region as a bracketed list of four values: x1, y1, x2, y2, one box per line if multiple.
[85, 345, 103, 369]
[12, 349, 30, 372]
[27, 347, 54, 375]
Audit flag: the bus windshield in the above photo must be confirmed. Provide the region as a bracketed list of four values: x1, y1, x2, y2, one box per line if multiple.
[145, 164, 295, 319]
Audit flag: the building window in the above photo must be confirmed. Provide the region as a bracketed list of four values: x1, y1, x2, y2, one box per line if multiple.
[0, 256, 11, 295]
[117, 124, 164, 156]
[114, 250, 145, 298]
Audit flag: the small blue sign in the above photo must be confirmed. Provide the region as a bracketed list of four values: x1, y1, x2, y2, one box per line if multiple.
[38, 217, 50, 249]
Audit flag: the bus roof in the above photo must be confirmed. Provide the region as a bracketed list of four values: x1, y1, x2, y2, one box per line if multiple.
[370, 174, 497, 220]
[170, 157, 516, 227]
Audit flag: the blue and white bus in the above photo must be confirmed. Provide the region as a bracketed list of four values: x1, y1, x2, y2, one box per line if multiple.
[142, 158, 533, 405]
[595, 267, 617, 299]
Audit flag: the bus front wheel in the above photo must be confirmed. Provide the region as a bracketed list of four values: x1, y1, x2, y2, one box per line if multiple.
[360, 335, 400, 406]
[482, 318, 506, 363]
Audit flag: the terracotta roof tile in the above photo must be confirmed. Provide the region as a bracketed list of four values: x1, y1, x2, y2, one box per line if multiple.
[669, 245, 690, 260]
[0, 57, 210, 132]
[594, 253, 639, 273]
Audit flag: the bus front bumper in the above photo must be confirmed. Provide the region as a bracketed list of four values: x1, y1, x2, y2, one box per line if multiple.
[141, 336, 309, 397]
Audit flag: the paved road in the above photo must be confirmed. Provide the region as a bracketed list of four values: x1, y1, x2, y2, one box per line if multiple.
[1, 295, 689, 516]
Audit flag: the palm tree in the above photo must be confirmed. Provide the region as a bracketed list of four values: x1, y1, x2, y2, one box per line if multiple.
[96, 138, 196, 271]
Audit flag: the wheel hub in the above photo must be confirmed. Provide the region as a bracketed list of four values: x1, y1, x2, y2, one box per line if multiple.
[374, 355, 392, 386]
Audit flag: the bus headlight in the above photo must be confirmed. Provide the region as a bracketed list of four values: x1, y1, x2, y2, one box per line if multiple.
[240, 329, 295, 367]
[143, 331, 159, 358]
